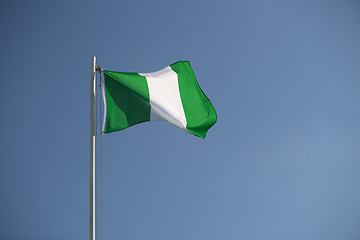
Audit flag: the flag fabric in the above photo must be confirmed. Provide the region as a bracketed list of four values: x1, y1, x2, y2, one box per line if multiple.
[101, 61, 217, 138]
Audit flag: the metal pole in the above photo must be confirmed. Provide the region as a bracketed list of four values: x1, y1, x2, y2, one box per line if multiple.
[90, 56, 96, 240]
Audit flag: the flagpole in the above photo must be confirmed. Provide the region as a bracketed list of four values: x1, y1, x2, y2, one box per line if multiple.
[90, 56, 96, 240]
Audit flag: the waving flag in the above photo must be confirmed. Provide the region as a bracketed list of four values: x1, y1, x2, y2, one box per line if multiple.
[102, 61, 216, 138]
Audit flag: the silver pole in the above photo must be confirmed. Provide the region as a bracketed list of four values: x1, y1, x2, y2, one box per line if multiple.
[90, 56, 96, 240]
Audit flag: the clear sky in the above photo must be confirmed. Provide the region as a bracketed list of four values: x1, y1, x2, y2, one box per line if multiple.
[1, 1, 360, 239]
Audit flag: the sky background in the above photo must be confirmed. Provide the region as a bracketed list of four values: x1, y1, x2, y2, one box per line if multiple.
[1, 1, 360, 239]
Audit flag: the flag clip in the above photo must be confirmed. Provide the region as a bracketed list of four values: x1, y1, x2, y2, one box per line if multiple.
[95, 63, 104, 72]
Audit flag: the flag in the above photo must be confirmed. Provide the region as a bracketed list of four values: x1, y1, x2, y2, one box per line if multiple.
[102, 61, 217, 138]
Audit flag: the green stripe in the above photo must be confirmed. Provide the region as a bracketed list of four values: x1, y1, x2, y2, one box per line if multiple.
[171, 61, 217, 139]
[104, 71, 150, 133]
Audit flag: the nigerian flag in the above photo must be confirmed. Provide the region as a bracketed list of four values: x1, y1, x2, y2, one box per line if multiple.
[101, 61, 217, 138]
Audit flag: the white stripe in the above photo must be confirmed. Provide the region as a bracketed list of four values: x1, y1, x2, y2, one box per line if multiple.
[101, 72, 107, 134]
[139, 66, 187, 131]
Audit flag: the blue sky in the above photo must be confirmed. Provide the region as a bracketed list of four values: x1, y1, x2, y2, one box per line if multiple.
[1, 1, 360, 239]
